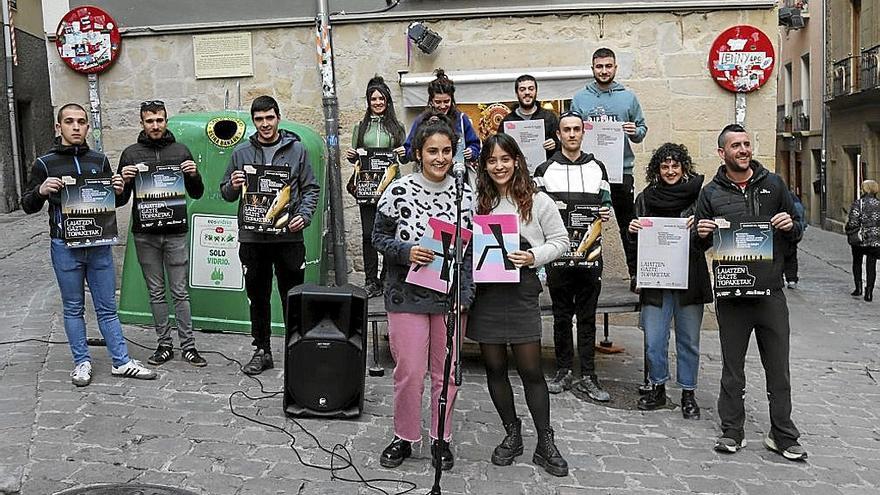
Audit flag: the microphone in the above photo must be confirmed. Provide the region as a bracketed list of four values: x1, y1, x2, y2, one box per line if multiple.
[451, 161, 466, 180]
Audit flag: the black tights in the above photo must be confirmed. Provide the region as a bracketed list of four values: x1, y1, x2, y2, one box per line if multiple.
[480, 342, 550, 433]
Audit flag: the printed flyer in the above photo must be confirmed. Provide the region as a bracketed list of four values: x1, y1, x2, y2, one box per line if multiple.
[712, 216, 774, 298]
[239, 164, 291, 234]
[553, 204, 602, 268]
[356, 148, 398, 204]
[60, 173, 118, 248]
[636, 217, 690, 289]
[132, 161, 186, 231]
[472, 214, 520, 283]
[406, 217, 473, 293]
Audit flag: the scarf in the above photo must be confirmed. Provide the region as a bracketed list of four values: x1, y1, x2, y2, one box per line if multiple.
[643, 174, 704, 217]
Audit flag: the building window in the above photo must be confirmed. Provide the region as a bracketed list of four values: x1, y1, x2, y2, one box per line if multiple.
[800, 54, 810, 117]
[784, 63, 793, 117]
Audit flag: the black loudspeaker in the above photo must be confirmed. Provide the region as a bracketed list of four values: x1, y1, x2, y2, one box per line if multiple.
[283, 284, 367, 418]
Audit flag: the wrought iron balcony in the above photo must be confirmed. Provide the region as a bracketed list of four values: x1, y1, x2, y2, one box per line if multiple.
[861, 45, 880, 91]
[832, 56, 858, 97]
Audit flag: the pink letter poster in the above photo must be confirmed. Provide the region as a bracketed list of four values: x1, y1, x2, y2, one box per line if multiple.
[473, 214, 520, 283]
[406, 217, 473, 293]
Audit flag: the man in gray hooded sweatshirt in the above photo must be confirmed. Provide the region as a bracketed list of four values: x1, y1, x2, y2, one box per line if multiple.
[571, 47, 648, 290]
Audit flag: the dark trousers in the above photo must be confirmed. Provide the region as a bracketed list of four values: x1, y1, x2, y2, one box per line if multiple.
[610, 174, 637, 277]
[715, 291, 800, 449]
[783, 243, 799, 283]
[359, 204, 383, 285]
[239, 242, 305, 352]
[547, 265, 602, 378]
[852, 245, 879, 289]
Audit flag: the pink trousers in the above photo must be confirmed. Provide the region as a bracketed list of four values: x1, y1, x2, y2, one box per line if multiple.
[387, 311, 465, 443]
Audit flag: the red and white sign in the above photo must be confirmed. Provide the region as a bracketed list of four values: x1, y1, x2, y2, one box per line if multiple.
[707, 25, 775, 93]
[54, 6, 121, 74]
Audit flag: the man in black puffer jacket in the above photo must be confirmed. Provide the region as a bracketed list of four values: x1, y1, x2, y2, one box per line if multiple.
[694, 124, 806, 462]
[118, 100, 206, 368]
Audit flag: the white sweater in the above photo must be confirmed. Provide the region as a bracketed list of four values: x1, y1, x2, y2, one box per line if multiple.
[488, 192, 569, 268]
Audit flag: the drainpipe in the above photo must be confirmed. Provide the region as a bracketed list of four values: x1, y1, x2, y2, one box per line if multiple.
[819, 0, 828, 227]
[1, 0, 22, 205]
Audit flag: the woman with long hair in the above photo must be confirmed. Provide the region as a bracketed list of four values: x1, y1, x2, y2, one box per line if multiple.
[467, 133, 570, 476]
[628, 143, 712, 418]
[846, 179, 880, 301]
[345, 76, 406, 297]
[403, 69, 481, 165]
[372, 114, 474, 471]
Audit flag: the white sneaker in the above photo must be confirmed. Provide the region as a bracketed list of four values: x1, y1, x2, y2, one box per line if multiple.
[70, 361, 92, 387]
[111, 359, 157, 380]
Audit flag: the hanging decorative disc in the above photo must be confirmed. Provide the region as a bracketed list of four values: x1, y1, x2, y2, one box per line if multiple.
[55, 6, 122, 74]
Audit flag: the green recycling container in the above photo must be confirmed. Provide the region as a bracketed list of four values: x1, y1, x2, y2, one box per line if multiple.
[118, 111, 328, 333]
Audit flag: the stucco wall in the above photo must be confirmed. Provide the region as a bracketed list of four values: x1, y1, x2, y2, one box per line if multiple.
[44, 10, 779, 277]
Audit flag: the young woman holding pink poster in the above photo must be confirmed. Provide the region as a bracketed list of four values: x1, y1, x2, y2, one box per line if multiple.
[372, 115, 474, 472]
[467, 133, 570, 476]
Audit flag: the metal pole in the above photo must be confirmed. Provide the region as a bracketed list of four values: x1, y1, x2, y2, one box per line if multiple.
[316, 0, 348, 286]
[87, 73, 103, 152]
[2, 0, 22, 202]
[819, 0, 828, 226]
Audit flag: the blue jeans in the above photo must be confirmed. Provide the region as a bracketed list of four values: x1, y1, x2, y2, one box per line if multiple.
[50, 239, 131, 367]
[640, 290, 703, 389]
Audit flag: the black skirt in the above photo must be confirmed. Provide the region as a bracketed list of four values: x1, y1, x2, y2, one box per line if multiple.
[466, 267, 543, 344]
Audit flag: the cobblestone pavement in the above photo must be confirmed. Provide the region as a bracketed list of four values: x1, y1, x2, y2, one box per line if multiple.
[1, 212, 878, 495]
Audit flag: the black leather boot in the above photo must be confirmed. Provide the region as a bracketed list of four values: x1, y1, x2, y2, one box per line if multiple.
[865, 286, 874, 302]
[681, 389, 701, 420]
[491, 418, 523, 466]
[852, 281, 863, 296]
[637, 383, 666, 411]
[533, 427, 568, 477]
[379, 437, 411, 468]
[431, 439, 454, 471]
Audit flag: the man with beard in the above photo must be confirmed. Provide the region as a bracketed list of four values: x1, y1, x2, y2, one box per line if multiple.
[694, 124, 807, 462]
[571, 48, 648, 291]
[497, 74, 559, 172]
[220, 95, 320, 375]
[118, 100, 206, 367]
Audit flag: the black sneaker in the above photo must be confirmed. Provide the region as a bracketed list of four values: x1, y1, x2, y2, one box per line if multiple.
[714, 436, 746, 454]
[365, 281, 383, 298]
[575, 376, 611, 402]
[242, 349, 273, 375]
[431, 439, 454, 471]
[764, 433, 808, 461]
[147, 345, 174, 365]
[182, 348, 207, 367]
[379, 436, 412, 468]
[547, 369, 573, 394]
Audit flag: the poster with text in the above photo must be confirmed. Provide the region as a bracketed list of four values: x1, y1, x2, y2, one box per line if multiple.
[239, 164, 291, 234]
[189, 214, 243, 290]
[636, 217, 690, 289]
[711, 216, 774, 298]
[406, 217, 473, 293]
[473, 214, 520, 283]
[60, 173, 118, 248]
[504, 119, 546, 174]
[356, 148, 397, 204]
[553, 203, 602, 268]
[581, 120, 624, 184]
[133, 161, 186, 231]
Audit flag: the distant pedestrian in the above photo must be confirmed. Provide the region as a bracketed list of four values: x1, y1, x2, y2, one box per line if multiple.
[21, 103, 157, 387]
[468, 133, 569, 476]
[845, 180, 880, 302]
[783, 190, 807, 289]
[694, 124, 807, 461]
[628, 143, 711, 418]
[117, 100, 207, 367]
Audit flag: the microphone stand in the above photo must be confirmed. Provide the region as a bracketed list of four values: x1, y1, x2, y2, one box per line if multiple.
[430, 166, 465, 495]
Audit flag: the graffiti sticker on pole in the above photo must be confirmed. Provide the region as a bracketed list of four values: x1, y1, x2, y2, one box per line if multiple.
[54, 6, 121, 74]
[707, 25, 775, 93]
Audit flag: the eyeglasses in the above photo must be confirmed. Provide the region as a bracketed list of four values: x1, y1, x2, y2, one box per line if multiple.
[140, 100, 165, 108]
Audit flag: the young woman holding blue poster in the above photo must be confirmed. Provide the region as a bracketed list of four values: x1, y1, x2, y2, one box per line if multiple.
[627, 143, 712, 418]
[344, 76, 406, 298]
[467, 133, 570, 476]
[372, 115, 474, 472]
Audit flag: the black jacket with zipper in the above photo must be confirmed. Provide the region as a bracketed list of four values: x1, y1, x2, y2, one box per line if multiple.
[693, 160, 802, 291]
[219, 129, 320, 244]
[117, 130, 204, 234]
[21, 140, 123, 239]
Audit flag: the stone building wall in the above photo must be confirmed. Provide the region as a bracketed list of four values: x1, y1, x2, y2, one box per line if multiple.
[45, 10, 778, 278]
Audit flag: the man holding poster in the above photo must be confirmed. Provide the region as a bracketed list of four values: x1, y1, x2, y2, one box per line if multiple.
[694, 124, 807, 461]
[571, 48, 648, 288]
[118, 100, 206, 367]
[22, 103, 157, 386]
[497, 74, 559, 173]
[534, 111, 613, 403]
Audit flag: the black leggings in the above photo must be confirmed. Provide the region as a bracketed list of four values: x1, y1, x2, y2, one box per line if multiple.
[852, 245, 879, 289]
[480, 341, 550, 433]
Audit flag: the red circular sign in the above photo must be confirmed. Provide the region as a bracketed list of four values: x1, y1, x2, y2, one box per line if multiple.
[707, 25, 775, 93]
[55, 6, 121, 74]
